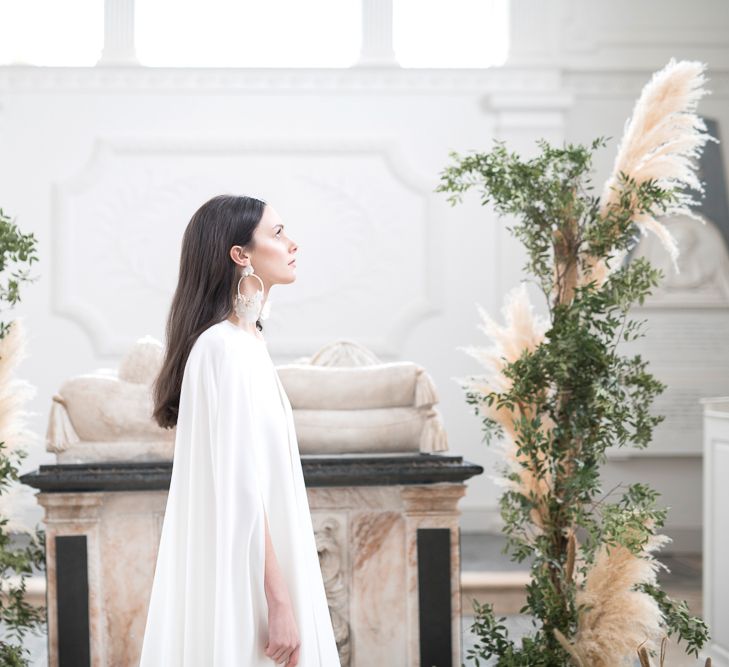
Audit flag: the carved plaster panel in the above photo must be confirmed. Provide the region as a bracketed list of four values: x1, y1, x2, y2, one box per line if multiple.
[52, 138, 442, 357]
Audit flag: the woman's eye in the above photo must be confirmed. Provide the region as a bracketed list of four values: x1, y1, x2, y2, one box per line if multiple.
[276, 228, 282, 236]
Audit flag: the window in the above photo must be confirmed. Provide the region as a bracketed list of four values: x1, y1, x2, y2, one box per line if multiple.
[0, 0, 509, 69]
[0, 0, 103, 66]
[135, 0, 361, 67]
[394, 0, 509, 68]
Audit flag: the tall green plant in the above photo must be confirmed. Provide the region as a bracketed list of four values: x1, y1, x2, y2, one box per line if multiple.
[0, 206, 45, 666]
[438, 137, 709, 665]
[438, 59, 717, 667]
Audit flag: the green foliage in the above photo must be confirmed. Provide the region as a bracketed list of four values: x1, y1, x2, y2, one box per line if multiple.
[462, 598, 554, 667]
[0, 207, 45, 665]
[636, 583, 710, 658]
[0, 209, 38, 339]
[438, 138, 708, 665]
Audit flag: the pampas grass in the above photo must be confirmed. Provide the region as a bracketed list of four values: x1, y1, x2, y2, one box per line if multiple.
[558, 59, 715, 664]
[556, 530, 672, 667]
[582, 58, 717, 287]
[453, 282, 553, 528]
[448, 58, 713, 666]
[0, 317, 41, 541]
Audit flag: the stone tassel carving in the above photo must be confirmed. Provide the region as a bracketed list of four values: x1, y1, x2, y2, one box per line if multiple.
[45, 394, 80, 453]
[413, 368, 438, 408]
[420, 408, 448, 453]
[315, 517, 351, 666]
[414, 369, 448, 452]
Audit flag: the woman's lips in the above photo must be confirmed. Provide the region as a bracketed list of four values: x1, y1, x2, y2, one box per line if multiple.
[289, 259, 296, 265]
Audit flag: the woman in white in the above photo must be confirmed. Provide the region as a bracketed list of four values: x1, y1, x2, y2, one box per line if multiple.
[139, 194, 341, 667]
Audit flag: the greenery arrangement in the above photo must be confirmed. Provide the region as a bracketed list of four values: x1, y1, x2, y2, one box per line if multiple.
[0, 206, 46, 666]
[437, 59, 715, 666]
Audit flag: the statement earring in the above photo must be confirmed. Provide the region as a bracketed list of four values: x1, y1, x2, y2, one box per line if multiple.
[233, 264, 264, 324]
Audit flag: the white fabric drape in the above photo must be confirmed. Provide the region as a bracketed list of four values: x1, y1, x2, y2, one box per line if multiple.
[138, 320, 341, 666]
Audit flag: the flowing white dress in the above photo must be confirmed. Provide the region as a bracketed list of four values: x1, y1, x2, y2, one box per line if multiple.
[138, 319, 341, 666]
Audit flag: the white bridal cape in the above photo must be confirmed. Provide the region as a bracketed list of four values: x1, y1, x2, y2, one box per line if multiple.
[138, 319, 341, 666]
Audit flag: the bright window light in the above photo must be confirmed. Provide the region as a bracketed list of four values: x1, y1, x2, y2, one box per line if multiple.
[135, 0, 361, 67]
[394, 0, 509, 68]
[0, 0, 103, 66]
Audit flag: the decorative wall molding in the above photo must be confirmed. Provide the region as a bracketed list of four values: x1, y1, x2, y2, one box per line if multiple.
[564, 69, 729, 98]
[0, 64, 564, 95]
[2, 65, 726, 102]
[52, 136, 444, 357]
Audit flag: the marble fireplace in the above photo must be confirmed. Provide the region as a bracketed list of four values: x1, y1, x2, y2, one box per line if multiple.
[21, 337, 483, 667]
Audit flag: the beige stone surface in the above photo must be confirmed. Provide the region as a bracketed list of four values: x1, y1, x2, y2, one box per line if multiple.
[37, 481, 466, 667]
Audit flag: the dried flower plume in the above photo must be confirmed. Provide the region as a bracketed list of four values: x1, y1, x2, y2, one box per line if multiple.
[0, 318, 41, 539]
[558, 530, 672, 666]
[583, 58, 717, 287]
[450, 58, 713, 665]
[453, 282, 553, 527]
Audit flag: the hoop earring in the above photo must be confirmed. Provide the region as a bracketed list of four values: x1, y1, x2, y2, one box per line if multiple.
[233, 264, 264, 324]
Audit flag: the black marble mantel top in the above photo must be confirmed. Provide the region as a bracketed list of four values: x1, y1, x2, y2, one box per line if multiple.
[19, 453, 484, 493]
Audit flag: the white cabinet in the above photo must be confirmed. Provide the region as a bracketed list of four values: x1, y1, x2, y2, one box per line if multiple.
[702, 396, 729, 666]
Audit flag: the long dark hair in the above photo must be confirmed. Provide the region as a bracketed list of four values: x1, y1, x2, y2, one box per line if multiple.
[153, 194, 267, 429]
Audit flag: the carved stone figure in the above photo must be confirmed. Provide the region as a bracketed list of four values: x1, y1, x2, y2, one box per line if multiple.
[45, 335, 448, 462]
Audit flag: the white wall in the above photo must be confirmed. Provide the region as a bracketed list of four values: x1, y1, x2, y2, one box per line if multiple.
[1, 0, 728, 551]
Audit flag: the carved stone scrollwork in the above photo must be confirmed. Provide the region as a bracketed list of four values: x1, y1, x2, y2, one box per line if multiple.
[314, 516, 351, 666]
[633, 214, 729, 308]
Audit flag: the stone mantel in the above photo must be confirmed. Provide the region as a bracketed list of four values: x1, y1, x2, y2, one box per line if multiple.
[21, 453, 483, 666]
[20, 452, 484, 493]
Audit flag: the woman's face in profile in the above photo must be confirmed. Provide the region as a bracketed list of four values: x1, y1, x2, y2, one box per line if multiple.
[250, 204, 298, 287]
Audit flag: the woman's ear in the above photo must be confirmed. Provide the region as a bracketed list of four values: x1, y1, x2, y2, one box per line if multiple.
[229, 245, 249, 267]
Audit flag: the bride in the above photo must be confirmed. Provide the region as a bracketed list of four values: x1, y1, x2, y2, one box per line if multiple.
[138, 194, 341, 667]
